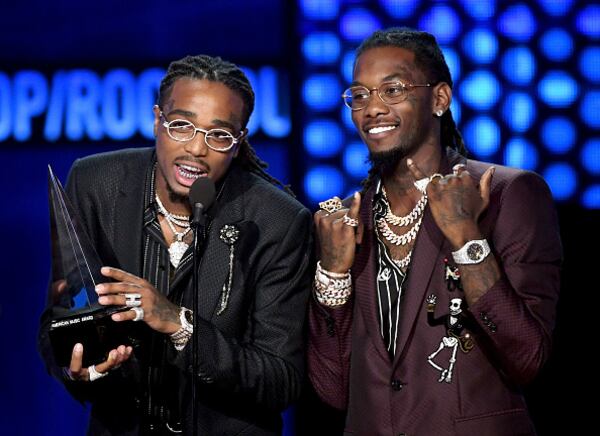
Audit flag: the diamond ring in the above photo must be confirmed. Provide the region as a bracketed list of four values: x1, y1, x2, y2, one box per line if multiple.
[131, 306, 144, 322]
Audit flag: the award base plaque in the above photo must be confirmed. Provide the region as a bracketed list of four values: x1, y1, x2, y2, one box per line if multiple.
[47, 166, 133, 367]
[49, 306, 131, 367]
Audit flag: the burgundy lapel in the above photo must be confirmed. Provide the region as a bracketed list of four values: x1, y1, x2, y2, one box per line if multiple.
[353, 186, 390, 362]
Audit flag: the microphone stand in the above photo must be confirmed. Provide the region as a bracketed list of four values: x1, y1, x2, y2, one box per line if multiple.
[189, 203, 205, 436]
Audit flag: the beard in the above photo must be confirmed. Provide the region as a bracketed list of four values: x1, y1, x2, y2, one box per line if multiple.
[166, 182, 188, 205]
[157, 167, 189, 205]
[367, 124, 427, 175]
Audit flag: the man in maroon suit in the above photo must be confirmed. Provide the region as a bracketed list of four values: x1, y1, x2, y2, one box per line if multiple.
[308, 27, 561, 436]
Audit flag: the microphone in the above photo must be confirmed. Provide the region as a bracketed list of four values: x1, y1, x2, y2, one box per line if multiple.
[187, 176, 216, 436]
[188, 177, 216, 229]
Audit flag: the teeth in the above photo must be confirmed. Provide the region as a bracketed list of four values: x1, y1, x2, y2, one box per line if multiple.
[368, 125, 396, 134]
[177, 166, 204, 179]
[179, 164, 202, 173]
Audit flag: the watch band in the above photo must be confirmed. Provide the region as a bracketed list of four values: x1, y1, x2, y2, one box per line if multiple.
[170, 307, 193, 350]
[451, 239, 490, 265]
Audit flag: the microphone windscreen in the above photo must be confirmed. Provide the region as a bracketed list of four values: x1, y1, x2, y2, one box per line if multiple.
[188, 177, 216, 209]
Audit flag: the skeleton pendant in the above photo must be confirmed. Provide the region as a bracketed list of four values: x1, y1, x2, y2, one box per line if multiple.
[425, 295, 474, 384]
[168, 240, 189, 268]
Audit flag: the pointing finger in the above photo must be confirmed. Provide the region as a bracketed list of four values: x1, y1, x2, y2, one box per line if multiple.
[406, 158, 427, 180]
[480, 166, 495, 208]
[347, 191, 361, 220]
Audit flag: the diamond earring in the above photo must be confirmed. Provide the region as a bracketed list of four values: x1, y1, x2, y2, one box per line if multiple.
[435, 109, 444, 117]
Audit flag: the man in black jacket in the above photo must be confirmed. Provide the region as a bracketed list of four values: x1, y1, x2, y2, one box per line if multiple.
[39, 55, 313, 435]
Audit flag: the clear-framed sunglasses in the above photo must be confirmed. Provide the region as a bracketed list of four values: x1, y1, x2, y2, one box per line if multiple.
[160, 111, 243, 152]
[342, 81, 432, 111]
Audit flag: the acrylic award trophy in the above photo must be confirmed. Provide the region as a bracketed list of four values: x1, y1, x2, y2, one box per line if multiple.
[47, 165, 131, 367]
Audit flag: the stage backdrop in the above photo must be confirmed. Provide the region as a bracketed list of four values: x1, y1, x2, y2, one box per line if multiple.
[0, 0, 597, 435]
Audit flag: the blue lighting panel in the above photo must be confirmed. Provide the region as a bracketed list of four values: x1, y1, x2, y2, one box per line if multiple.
[459, 0, 495, 20]
[303, 32, 341, 64]
[304, 119, 344, 158]
[442, 47, 461, 81]
[538, 0, 574, 17]
[541, 117, 576, 154]
[449, 98, 461, 125]
[539, 28, 573, 62]
[582, 185, 600, 209]
[581, 138, 600, 175]
[579, 47, 600, 83]
[300, 0, 340, 20]
[303, 74, 342, 111]
[580, 91, 600, 128]
[501, 47, 536, 85]
[460, 70, 501, 110]
[419, 5, 461, 44]
[543, 163, 578, 200]
[498, 4, 537, 42]
[504, 137, 538, 170]
[341, 105, 355, 130]
[380, 0, 419, 19]
[538, 71, 579, 108]
[576, 5, 600, 39]
[343, 141, 370, 178]
[299, 0, 596, 208]
[462, 28, 498, 64]
[304, 165, 345, 202]
[340, 8, 382, 42]
[502, 92, 535, 133]
[341, 50, 355, 84]
[463, 116, 500, 158]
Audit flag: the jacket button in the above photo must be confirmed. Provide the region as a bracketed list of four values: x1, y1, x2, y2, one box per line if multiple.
[391, 379, 403, 391]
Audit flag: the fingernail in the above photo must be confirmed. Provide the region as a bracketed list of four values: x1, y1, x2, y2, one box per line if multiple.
[98, 296, 108, 304]
[354, 191, 360, 199]
[101, 267, 109, 274]
[74, 343, 83, 353]
[407, 158, 413, 165]
[95, 284, 103, 293]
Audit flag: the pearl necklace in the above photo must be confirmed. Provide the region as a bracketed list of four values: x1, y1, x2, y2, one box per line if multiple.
[155, 194, 191, 268]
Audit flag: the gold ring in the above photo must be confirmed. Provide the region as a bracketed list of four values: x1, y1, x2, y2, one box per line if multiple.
[319, 197, 343, 214]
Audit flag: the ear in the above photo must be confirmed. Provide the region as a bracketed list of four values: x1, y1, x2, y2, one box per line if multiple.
[233, 128, 248, 158]
[152, 105, 161, 138]
[432, 82, 452, 116]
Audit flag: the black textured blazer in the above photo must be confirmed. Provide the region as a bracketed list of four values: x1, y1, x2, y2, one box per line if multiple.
[39, 147, 313, 435]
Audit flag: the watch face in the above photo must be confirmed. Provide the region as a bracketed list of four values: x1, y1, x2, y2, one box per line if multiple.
[466, 242, 484, 260]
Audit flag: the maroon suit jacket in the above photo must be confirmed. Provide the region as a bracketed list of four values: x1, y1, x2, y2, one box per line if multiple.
[308, 150, 562, 436]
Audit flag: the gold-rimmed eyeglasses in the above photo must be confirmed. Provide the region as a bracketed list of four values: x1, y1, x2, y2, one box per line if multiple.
[342, 81, 432, 111]
[160, 112, 243, 152]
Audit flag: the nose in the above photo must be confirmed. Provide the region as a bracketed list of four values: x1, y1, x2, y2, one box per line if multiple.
[183, 132, 209, 157]
[363, 89, 389, 118]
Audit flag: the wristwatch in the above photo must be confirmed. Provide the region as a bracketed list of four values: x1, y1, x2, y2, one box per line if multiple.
[451, 239, 490, 265]
[170, 307, 193, 350]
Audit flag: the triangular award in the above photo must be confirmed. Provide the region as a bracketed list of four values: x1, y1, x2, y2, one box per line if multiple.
[47, 165, 131, 367]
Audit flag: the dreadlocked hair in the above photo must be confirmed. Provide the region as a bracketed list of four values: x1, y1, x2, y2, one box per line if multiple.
[158, 55, 294, 196]
[356, 28, 467, 193]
